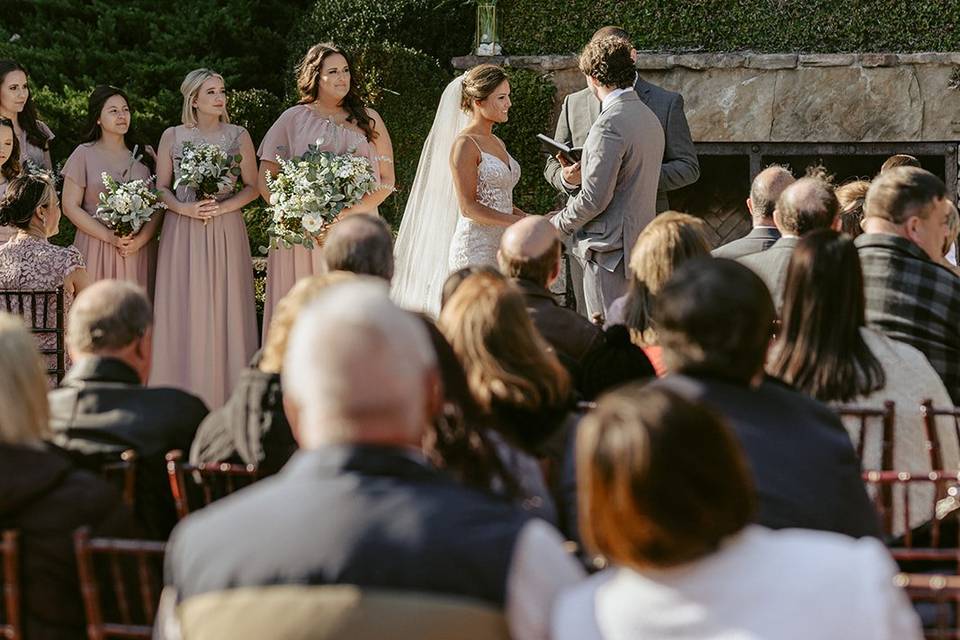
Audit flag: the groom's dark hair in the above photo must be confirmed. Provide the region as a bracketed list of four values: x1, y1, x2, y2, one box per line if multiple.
[579, 36, 636, 89]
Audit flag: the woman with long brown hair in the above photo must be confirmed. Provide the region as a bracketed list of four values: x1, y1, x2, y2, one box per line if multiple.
[768, 229, 957, 533]
[0, 60, 53, 170]
[258, 42, 395, 338]
[439, 270, 572, 521]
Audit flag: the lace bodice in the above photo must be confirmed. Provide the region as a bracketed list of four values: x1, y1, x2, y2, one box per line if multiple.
[448, 151, 521, 271]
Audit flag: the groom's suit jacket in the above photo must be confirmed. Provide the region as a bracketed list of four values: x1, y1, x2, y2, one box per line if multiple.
[545, 76, 700, 213]
[551, 90, 664, 273]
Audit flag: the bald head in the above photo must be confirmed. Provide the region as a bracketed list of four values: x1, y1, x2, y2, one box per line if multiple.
[773, 176, 839, 236]
[497, 216, 562, 287]
[748, 165, 795, 225]
[322, 214, 394, 281]
[282, 279, 437, 449]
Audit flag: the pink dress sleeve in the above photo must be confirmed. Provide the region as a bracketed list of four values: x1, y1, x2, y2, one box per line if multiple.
[61, 145, 88, 188]
[257, 109, 293, 162]
[62, 245, 85, 278]
[38, 121, 55, 144]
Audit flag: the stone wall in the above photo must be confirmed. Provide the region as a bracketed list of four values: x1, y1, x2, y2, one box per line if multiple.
[452, 52, 960, 143]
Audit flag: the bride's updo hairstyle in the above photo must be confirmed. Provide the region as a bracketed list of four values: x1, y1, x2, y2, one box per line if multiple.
[180, 68, 231, 127]
[296, 42, 377, 142]
[460, 64, 508, 113]
[0, 174, 52, 229]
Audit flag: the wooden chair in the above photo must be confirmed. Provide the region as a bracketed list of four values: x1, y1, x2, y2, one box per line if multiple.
[99, 450, 138, 511]
[0, 288, 66, 384]
[863, 470, 960, 570]
[164, 450, 259, 520]
[922, 399, 960, 471]
[896, 573, 960, 639]
[73, 528, 165, 640]
[0, 531, 20, 640]
[835, 400, 896, 470]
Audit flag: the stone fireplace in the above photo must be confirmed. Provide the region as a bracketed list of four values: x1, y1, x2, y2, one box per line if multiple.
[454, 51, 960, 247]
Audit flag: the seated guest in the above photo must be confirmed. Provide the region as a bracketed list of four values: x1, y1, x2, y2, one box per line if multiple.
[553, 385, 922, 640]
[881, 153, 921, 173]
[322, 213, 394, 281]
[48, 280, 208, 538]
[739, 176, 838, 311]
[190, 272, 353, 475]
[0, 312, 135, 639]
[497, 216, 604, 387]
[857, 167, 960, 403]
[607, 211, 711, 376]
[836, 179, 870, 239]
[0, 174, 89, 372]
[712, 164, 793, 259]
[650, 258, 880, 537]
[769, 230, 958, 534]
[164, 280, 584, 640]
[439, 271, 576, 523]
[440, 265, 499, 309]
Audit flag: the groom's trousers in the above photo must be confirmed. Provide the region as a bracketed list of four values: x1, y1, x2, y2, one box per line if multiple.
[576, 253, 626, 323]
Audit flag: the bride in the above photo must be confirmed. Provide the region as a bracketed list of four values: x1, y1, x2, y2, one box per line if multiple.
[392, 64, 525, 315]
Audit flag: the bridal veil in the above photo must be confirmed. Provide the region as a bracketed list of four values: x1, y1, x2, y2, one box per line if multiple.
[391, 74, 470, 316]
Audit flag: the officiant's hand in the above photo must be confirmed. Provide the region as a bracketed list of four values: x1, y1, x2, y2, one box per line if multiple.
[556, 153, 581, 186]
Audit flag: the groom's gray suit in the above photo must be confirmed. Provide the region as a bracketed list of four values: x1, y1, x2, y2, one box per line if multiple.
[550, 89, 664, 318]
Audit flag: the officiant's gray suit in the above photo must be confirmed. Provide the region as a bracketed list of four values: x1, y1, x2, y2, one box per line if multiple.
[550, 90, 664, 318]
[545, 76, 700, 214]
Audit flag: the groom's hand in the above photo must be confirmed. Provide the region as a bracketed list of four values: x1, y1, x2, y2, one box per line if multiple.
[556, 153, 582, 187]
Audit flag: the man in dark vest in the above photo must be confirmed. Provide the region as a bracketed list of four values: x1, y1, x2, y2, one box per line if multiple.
[163, 280, 584, 638]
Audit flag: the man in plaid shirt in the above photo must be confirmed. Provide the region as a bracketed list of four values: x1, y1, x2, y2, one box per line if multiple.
[855, 167, 960, 403]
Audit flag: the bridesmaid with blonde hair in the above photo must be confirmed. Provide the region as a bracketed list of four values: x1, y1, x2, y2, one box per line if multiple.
[61, 85, 160, 294]
[257, 42, 395, 339]
[150, 69, 258, 409]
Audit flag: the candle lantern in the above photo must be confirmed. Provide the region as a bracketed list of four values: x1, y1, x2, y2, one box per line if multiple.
[475, 0, 501, 56]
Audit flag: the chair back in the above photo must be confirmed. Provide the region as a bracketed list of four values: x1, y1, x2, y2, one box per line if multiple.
[922, 399, 960, 471]
[863, 470, 960, 569]
[0, 288, 65, 384]
[177, 585, 509, 640]
[99, 449, 138, 511]
[0, 531, 20, 640]
[896, 573, 960, 639]
[73, 527, 165, 640]
[164, 450, 259, 520]
[835, 400, 896, 470]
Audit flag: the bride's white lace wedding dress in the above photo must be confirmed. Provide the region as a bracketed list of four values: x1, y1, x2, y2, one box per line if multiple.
[448, 147, 521, 271]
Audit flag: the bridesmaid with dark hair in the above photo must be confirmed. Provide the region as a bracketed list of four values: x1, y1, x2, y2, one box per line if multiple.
[257, 42, 395, 339]
[0, 116, 21, 242]
[0, 60, 54, 170]
[150, 68, 258, 409]
[61, 85, 160, 294]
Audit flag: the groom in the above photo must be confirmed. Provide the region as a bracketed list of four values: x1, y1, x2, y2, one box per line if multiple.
[550, 36, 664, 319]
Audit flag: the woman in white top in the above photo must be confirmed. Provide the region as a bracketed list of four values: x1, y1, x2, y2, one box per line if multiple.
[768, 229, 958, 534]
[553, 384, 922, 640]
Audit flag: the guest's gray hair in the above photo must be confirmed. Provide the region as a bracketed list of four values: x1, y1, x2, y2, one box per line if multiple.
[282, 279, 436, 443]
[322, 214, 395, 281]
[67, 280, 152, 353]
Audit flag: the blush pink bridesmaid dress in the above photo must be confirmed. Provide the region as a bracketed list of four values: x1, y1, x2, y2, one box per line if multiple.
[257, 104, 381, 341]
[149, 124, 258, 409]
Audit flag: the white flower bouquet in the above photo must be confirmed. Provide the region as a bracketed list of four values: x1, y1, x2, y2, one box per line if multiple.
[173, 141, 241, 199]
[265, 142, 378, 249]
[95, 173, 164, 237]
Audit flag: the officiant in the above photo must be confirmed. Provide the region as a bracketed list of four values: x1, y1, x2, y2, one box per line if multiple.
[544, 26, 699, 317]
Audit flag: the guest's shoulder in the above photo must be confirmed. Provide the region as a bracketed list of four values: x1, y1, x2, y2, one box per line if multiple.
[565, 86, 595, 108]
[757, 525, 894, 570]
[637, 77, 679, 101]
[143, 386, 209, 415]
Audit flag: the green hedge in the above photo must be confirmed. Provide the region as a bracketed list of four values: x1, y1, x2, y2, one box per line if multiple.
[500, 1, 960, 54]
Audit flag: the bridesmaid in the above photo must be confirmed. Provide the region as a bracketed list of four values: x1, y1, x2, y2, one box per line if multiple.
[0, 117, 21, 243]
[61, 86, 161, 295]
[257, 42, 395, 339]
[150, 69, 259, 409]
[0, 60, 54, 170]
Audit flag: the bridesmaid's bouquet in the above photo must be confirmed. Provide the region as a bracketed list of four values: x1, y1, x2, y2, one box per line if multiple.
[173, 141, 242, 200]
[265, 142, 378, 249]
[95, 173, 164, 237]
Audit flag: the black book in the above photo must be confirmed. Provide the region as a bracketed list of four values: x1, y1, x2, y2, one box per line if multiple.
[537, 134, 582, 164]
